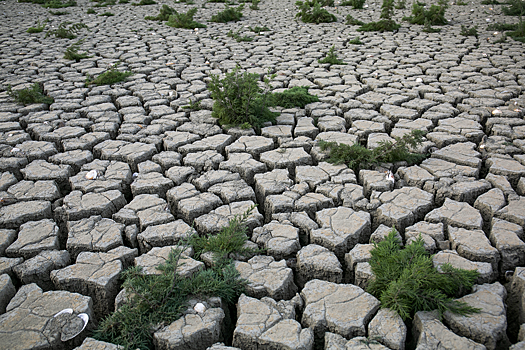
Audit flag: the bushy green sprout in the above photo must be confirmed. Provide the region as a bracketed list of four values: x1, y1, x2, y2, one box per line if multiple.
[403, 1, 448, 25]
[86, 7, 96, 13]
[227, 29, 253, 41]
[249, 25, 270, 33]
[45, 22, 88, 39]
[456, 0, 467, 5]
[208, 65, 277, 131]
[118, 0, 128, 3]
[63, 39, 91, 61]
[295, 0, 337, 24]
[481, 0, 500, 4]
[348, 36, 363, 44]
[166, 7, 207, 28]
[502, 0, 525, 16]
[341, 0, 366, 9]
[50, 10, 69, 14]
[395, 0, 406, 9]
[27, 19, 48, 33]
[7, 83, 54, 105]
[181, 98, 202, 111]
[210, 4, 244, 22]
[319, 129, 427, 172]
[346, 14, 364, 25]
[99, 11, 114, 16]
[42, 0, 76, 8]
[145, 4, 175, 20]
[487, 22, 518, 31]
[85, 63, 133, 86]
[423, 18, 441, 32]
[367, 229, 480, 321]
[358, 0, 401, 31]
[508, 20, 525, 42]
[92, 0, 115, 7]
[267, 86, 319, 108]
[132, 0, 155, 5]
[460, 24, 478, 37]
[249, 0, 260, 10]
[318, 45, 347, 65]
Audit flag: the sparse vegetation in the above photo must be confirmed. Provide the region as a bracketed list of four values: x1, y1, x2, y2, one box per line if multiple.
[99, 11, 114, 16]
[91, 0, 115, 6]
[50, 10, 69, 14]
[348, 36, 363, 44]
[395, 0, 406, 9]
[131, 0, 156, 5]
[346, 14, 364, 25]
[93, 210, 253, 350]
[210, 4, 244, 22]
[460, 24, 478, 37]
[144, 4, 174, 20]
[403, 0, 448, 25]
[166, 7, 206, 28]
[367, 229, 480, 321]
[27, 19, 48, 33]
[481, 0, 500, 4]
[45, 21, 88, 39]
[86, 8, 96, 13]
[295, 0, 337, 23]
[182, 98, 202, 111]
[249, 0, 260, 10]
[341, 0, 366, 9]
[268, 86, 319, 108]
[358, 0, 401, 31]
[227, 29, 253, 41]
[249, 25, 270, 33]
[487, 22, 518, 31]
[508, 20, 525, 42]
[86, 63, 133, 86]
[423, 18, 441, 32]
[502, 0, 525, 16]
[318, 45, 346, 65]
[42, 0, 76, 8]
[64, 39, 91, 61]
[319, 129, 427, 172]
[7, 83, 54, 105]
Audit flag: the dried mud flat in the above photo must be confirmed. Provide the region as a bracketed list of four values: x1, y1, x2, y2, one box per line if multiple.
[0, 0, 525, 349]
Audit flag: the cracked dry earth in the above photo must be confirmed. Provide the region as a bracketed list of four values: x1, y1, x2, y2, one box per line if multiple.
[0, 0, 525, 349]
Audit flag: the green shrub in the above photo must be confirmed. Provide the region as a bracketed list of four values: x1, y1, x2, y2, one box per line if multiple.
[460, 24, 478, 37]
[99, 11, 114, 16]
[346, 14, 364, 25]
[487, 22, 518, 31]
[91, 0, 115, 6]
[423, 18, 441, 32]
[42, 0, 76, 8]
[7, 83, 54, 105]
[131, 0, 155, 5]
[508, 20, 525, 42]
[45, 22, 88, 39]
[64, 40, 91, 61]
[210, 4, 244, 22]
[268, 86, 319, 108]
[50, 10, 69, 14]
[367, 229, 480, 321]
[93, 210, 252, 350]
[395, 0, 406, 9]
[358, 0, 401, 31]
[208, 65, 277, 131]
[319, 129, 427, 172]
[227, 29, 253, 41]
[144, 4, 174, 20]
[86, 7, 96, 13]
[481, 0, 500, 4]
[318, 45, 346, 65]
[86, 63, 133, 86]
[249, 25, 270, 33]
[27, 20, 48, 33]
[341, 0, 366, 9]
[250, 0, 260, 9]
[295, 0, 337, 23]
[502, 0, 525, 16]
[403, 1, 447, 25]
[166, 7, 206, 29]
[348, 36, 363, 44]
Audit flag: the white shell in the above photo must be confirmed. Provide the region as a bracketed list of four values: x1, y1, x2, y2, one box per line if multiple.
[54, 308, 73, 318]
[85, 169, 98, 180]
[78, 313, 89, 332]
[193, 303, 206, 313]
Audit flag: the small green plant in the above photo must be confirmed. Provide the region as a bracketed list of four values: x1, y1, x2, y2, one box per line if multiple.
[341, 0, 366, 9]
[460, 24, 478, 37]
[295, 0, 337, 23]
[86, 63, 133, 86]
[86, 7, 96, 13]
[367, 229, 480, 321]
[403, 1, 448, 25]
[268, 86, 319, 108]
[45, 22, 88, 39]
[99, 11, 114, 16]
[456, 0, 467, 4]
[348, 36, 363, 44]
[249, 25, 270, 33]
[503, 0, 525, 16]
[132, 0, 155, 5]
[145, 4, 174, 20]
[481, 0, 499, 4]
[508, 20, 525, 42]
[210, 4, 244, 22]
[249, 0, 260, 9]
[493, 33, 508, 43]
[182, 98, 202, 111]
[319, 129, 427, 172]
[318, 45, 346, 65]
[93, 210, 253, 350]
[358, 0, 401, 31]
[7, 83, 54, 105]
[346, 14, 364, 25]
[91, 0, 115, 6]
[64, 39, 91, 61]
[42, 0, 76, 8]
[423, 18, 441, 32]
[166, 7, 207, 28]
[27, 19, 48, 33]
[118, 0, 128, 3]
[487, 22, 518, 31]
[227, 29, 253, 41]
[50, 10, 69, 14]
[395, 0, 406, 9]
[208, 65, 277, 131]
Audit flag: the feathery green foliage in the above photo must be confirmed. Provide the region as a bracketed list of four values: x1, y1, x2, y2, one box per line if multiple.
[93, 210, 253, 350]
[250, 0, 260, 10]
[50, 10, 69, 15]
[423, 18, 441, 32]
[132, 0, 156, 5]
[295, 0, 337, 23]
[42, 0, 76, 8]
[145, 4, 174, 20]
[86, 8, 96, 13]
[64, 40, 91, 61]
[86, 63, 133, 86]
[27, 20, 48, 33]
[403, 1, 448, 25]
[346, 14, 364, 25]
[503, 0, 525, 16]
[91, 0, 115, 7]
[210, 4, 244, 22]
[319, 129, 427, 172]
[166, 7, 206, 28]
[348, 36, 363, 44]
[208, 65, 277, 131]
[508, 20, 525, 42]
[268, 86, 319, 108]
[318, 45, 346, 65]
[227, 29, 253, 41]
[341, 0, 366, 9]
[395, 0, 406, 9]
[7, 83, 54, 105]
[487, 22, 518, 31]
[45, 22, 88, 39]
[181, 98, 202, 111]
[99, 11, 114, 16]
[481, 0, 500, 4]
[367, 230, 480, 321]
[358, 0, 400, 31]
[249, 25, 270, 33]
[460, 24, 478, 37]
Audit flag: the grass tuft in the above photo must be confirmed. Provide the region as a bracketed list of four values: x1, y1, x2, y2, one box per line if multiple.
[268, 86, 319, 108]
[210, 4, 244, 22]
[249, 25, 270, 33]
[348, 36, 363, 44]
[64, 39, 91, 62]
[403, 1, 448, 25]
[295, 0, 337, 24]
[27, 19, 48, 33]
[166, 7, 206, 29]
[144, 4, 174, 20]
[42, 0, 76, 8]
[131, 0, 156, 5]
[86, 63, 133, 86]
[341, 0, 366, 9]
[460, 24, 478, 37]
[45, 22, 88, 39]
[7, 83, 54, 105]
[227, 29, 253, 41]
[346, 14, 364, 25]
[318, 45, 346, 65]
